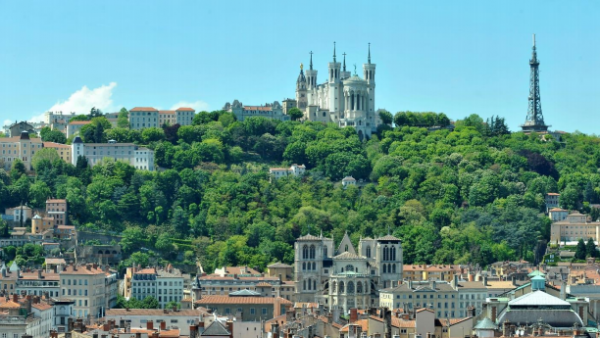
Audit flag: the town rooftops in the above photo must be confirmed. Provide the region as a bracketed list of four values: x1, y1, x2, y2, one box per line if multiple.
[403, 264, 461, 272]
[176, 107, 195, 111]
[202, 320, 230, 335]
[0, 135, 42, 143]
[43, 142, 70, 149]
[267, 262, 292, 268]
[130, 107, 159, 112]
[106, 308, 208, 317]
[549, 208, 567, 212]
[333, 251, 363, 260]
[194, 295, 292, 306]
[134, 268, 157, 275]
[60, 264, 104, 275]
[68, 121, 91, 125]
[229, 289, 261, 296]
[547, 193, 560, 196]
[474, 317, 496, 330]
[158, 110, 176, 114]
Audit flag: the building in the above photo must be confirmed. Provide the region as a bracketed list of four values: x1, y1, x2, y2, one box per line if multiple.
[294, 232, 403, 315]
[549, 208, 569, 222]
[158, 110, 177, 126]
[2, 205, 33, 223]
[129, 107, 159, 130]
[66, 120, 91, 137]
[0, 131, 43, 170]
[223, 100, 290, 122]
[71, 136, 155, 171]
[59, 264, 107, 320]
[194, 293, 292, 321]
[44, 111, 77, 133]
[43, 142, 72, 163]
[158, 108, 196, 127]
[52, 298, 75, 333]
[266, 262, 293, 282]
[129, 266, 185, 309]
[402, 265, 462, 282]
[7, 121, 36, 137]
[286, 43, 381, 140]
[341, 176, 357, 189]
[379, 280, 460, 319]
[0, 294, 55, 338]
[550, 211, 598, 244]
[46, 199, 68, 226]
[546, 193, 561, 212]
[16, 269, 61, 298]
[105, 308, 208, 336]
[269, 164, 306, 180]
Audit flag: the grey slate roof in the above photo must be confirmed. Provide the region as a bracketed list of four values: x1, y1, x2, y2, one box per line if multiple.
[202, 320, 231, 336]
[333, 251, 364, 260]
[377, 235, 401, 241]
[229, 289, 261, 296]
[508, 290, 570, 306]
[297, 234, 321, 241]
[474, 318, 496, 330]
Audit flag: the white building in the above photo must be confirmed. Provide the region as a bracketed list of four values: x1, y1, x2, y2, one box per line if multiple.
[341, 176, 357, 189]
[129, 107, 159, 130]
[130, 266, 185, 309]
[158, 108, 196, 127]
[0, 295, 54, 338]
[269, 164, 306, 180]
[288, 43, 381, 140]
[71, 136, 154, 171]
[66, 120, 91, 137]
[105, 308, 207, 336]
[44, 111, 76, 133]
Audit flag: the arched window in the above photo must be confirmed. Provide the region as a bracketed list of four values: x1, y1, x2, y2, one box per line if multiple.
[313, 280, 317, 291]
[346, 265, 354, 273]
[383, 246, 389, 261]
[345, 244, 348, 252]
[312, 262, 316, 270]
[323, 247, 328, 257]
[392, 264, 396, 274]
[341, 267, 344, 272]
[332, 282, 337, 294]
[391, 246, 396, 261]
[303, 280, 306, 291]
[307, 278, 311, 290]
[383, 264, 387, 273]
[310, 245, 316, 259]
[357, 281, 363, 294]
[302, 262, 306, 271]
[339, 281, 345, 293]
[366, 246, 371, 258]
[347, 281, 355, 294]
[302, 245, 308, 259]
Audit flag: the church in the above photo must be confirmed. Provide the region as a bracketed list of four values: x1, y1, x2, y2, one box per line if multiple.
[294, 232, 402, 317]
[283, 43, 382, 140]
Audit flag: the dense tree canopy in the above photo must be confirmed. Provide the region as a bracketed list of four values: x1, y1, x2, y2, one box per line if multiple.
[2, 110, 600, 272]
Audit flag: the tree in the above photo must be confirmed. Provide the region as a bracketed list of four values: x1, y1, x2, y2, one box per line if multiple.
[117, 108, 130, 128]
[40, 127, 67, 144]
[378, 110, 393, 125]
[575, 238, 587, 260]
[69, 115, 89, 122]
[288, 108, 304, 121]
[141, 127, 165, 143]
[32, 148, 61, 173]
[586, 237, 597, 258]
[89, 107, 103, 118]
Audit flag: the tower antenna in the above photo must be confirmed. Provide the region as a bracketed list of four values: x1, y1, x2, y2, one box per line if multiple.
[309, 51, 313, 70]
[368, 42, 371, 64]
[521, 34, 549, 133]
[342, 52, 347, 72]
[333, 41, 336, 62]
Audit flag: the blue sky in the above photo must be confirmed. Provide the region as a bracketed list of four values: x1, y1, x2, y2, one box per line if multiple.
[1, 1, 598, 134]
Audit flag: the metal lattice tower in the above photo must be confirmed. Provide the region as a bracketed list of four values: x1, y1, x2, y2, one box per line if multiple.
[521, 34, 549, 132]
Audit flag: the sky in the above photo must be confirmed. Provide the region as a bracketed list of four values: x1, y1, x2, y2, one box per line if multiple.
[0, 1, 598, 134]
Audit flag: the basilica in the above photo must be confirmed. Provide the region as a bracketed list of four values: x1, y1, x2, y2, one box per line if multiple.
[294, 232, 402, 317]
[283, 43, 381, 140]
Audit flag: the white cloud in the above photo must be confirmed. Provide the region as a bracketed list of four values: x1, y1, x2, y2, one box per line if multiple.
[170, 100, 210, 112]
[3, 119, 11, 128]
[29, 82, 118, 122]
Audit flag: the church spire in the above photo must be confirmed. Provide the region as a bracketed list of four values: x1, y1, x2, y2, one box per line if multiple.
[342, 52, 347, 72]
[333, 41, 336, 62]
[309, 51, 313, 70]
[368, 42, 371, 64]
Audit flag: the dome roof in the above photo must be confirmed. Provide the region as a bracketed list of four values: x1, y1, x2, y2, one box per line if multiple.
[343, 75, 367, 85]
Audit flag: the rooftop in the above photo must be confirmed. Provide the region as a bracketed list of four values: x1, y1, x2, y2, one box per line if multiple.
[130, 107, 158, 112]
[195, 295, 292, 305]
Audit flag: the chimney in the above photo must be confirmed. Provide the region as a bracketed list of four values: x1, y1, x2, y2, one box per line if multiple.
[147, 320, 154, 330]
[38, 269, 42, 279]
[12, 294, 18, 303]
[93, 263, 98, 269]
[453, 274, 459, 288]
[86, 265, 91, 271]
[483, 275, 488, 286]
[161, 321, 166, 330]
[190, 325, 198, 338]
[226, 320, 234, 338]
[350, 308, 358, 323]
[272, 322, 280, 338]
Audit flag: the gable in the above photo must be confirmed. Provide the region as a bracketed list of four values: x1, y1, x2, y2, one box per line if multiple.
[336, 233, 357, 256]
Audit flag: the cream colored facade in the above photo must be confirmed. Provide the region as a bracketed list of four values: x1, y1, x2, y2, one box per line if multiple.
[403, 264, 462, 282]
[31, 215, 54, 234]
[59, 265, 106, 320]
[0, 132, 43, 170]
[551, 212, 599, 243]
[43, 142, 72, 163]
[66, 121, 91, 137]
[380, 280, 460, 319]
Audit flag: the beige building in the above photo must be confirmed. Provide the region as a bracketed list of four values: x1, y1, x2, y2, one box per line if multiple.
[158, 110, 177, 126]
[31, 214, 55, 234]
[403, 264, 462, 282]
[194, 293, 292, 321]
[380, 280, 460, 319]
[59, 264, 106, 320]
[3, 205, 33, 223]
[0, 294, 54, 338]
[549, 207, 569, 222]
[0, 131, 43, 170]
[157, 108, 196, 127]
[551, 211, 599, 244]
[266, 262, 293, 281]
[46, 198, 67, 226]
[43, 141, 71, 163]
[66, 120, 91, 137]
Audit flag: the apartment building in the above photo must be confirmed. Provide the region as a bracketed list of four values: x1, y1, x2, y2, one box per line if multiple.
[175, 107, 196, 126]
[0, 131, 43, 170]
[43, 142, 72, 163]
[0, 294, 54, 338]
[195, 292, 292, 321]
[129, 266, 185, 309]
[129, 107, 159, 130]
[269, 164, 306, 180]
[2, 205, 33, 223]
[158, 110, 177, 126]
[46, 199, 67, 226]
[379, 280, 460, 319]
[59, 264, 106, 320]
[403, 264, 463, 282]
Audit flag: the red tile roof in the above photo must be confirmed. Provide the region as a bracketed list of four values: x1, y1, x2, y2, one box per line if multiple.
[176, 107, 195, 111]
[43, 142, 71, 149]
[130, 107, 158, 112]
[68, 121, 91, 125]
[195, 295, 291, 305]
[158, 110, 176, 114]
[244, 106, 272, 111]
[46, 199, 67, 204]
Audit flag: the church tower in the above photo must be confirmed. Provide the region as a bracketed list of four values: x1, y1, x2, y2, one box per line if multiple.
[328, 42, 342, 113]
[296, 64, 308, 109]
[306, 52, 318, 106]
[362, 43, 377, 121]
